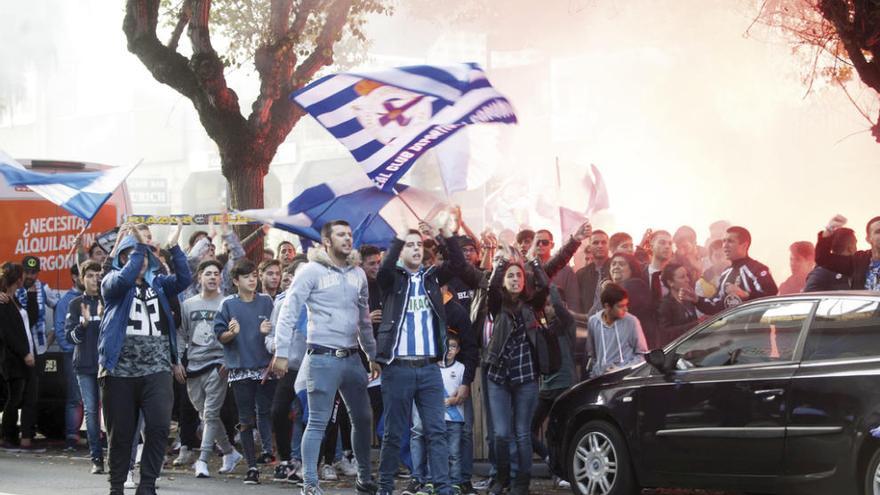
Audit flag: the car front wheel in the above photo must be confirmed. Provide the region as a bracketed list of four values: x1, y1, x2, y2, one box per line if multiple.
[567, 420, 637, 495]
[865, 447, 880, 495]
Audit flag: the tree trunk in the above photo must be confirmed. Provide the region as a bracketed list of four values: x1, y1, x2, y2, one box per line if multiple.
[224, 150, 268, 258]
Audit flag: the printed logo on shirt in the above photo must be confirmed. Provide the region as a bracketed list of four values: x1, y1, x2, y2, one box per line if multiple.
[345, 272, 360, 287]
[126, 286, 164, 337]
[318, 273, 340, 290]
[189, 310, 218, 347]
[407, 295, 430, 313]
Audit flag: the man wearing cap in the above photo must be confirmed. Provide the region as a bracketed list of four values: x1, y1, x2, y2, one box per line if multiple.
[17, 256, 63, 357]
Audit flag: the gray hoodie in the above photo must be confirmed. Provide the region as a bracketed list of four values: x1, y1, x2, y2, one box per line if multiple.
[265, 292, 307, 370]
[586, 312, 648, 378]
[274, 248, 376, 361]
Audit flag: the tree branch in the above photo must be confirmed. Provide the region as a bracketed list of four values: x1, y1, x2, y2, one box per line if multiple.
[187, 0, 245, 120]
[820, 0, 880, 92]
[167, 0, 192, 51]
[270, 0, 295, 42]
[293, 0, 355, 86]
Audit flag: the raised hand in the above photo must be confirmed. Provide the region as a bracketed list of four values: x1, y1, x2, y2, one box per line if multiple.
[167, 218, 183, 248]
[418, 221, 435, 240]
[573, 220, 593, 242]
[81, 302, 92, 325]
[824, 214, 848, 237]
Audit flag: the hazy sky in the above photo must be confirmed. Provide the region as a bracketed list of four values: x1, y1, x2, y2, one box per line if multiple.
[1, 0, 878, 279]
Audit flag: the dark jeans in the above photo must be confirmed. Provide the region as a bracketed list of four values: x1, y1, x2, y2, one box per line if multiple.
[173, 378, 199, 449]
[63, 353, 83, 441]
[320, 394, 343, 465]
[101, 372, 173, 495]
[231, 378, 277, 469]
[378, 362, 451, 495]
[368, 385, 383, 444]
[271, 370, 297, 462]
[2, 367, 37, 443]
[531, 388, 566, 460]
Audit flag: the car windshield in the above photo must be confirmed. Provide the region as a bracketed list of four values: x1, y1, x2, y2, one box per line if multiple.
[673, 300, 814, 369]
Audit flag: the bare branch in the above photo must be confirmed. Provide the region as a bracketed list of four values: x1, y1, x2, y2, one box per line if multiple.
[187, 0, 244, 117]
[167, 0, 192, 51]
[293, 0, 355, 86]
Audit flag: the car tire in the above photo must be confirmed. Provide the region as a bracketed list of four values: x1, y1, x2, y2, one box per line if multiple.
[567, 420, 638, 495]
[864, 447, 880, 495]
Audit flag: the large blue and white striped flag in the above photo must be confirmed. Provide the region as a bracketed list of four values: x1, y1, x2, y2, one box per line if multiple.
[0, 150, 139, 221]
[291, 63, 517, 191]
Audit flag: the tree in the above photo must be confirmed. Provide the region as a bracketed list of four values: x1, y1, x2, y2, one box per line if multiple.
[122, 0, 391, 218]
[755, 0, 880, 141]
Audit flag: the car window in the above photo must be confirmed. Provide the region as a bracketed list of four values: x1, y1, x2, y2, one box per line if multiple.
[803, 299, 880, 362]
[672, 301, 813, 369]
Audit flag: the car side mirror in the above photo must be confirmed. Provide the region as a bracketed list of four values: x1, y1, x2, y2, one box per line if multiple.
[646, 349, 667, 372]
[647, 349, 679, 374]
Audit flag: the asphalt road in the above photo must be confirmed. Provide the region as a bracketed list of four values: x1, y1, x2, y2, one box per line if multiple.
[0, 447, 740, 495]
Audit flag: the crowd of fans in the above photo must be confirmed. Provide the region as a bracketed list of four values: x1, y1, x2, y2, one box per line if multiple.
[1, 208, 879, 495]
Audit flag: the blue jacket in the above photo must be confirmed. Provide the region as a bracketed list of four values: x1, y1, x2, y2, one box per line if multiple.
[98, 236, 192, 372]
[55, 288, 81, 353]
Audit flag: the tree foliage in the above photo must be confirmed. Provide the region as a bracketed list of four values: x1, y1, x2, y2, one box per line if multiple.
[755, 0, 880, 139]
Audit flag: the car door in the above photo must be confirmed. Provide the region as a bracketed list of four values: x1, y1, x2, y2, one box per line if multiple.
[637, 299, 816, 481]
[784, 297, 880, 483]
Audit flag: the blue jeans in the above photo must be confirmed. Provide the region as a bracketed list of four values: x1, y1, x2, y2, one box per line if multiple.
[446, 421, 464, 485]
[487, 379, 538, 482]
[481, 367, 518, 478]
[378, 362, 451, 495]
[300, 353, 373, 487]
[63, 353, 82, 441]
[76, 373, 102, 461]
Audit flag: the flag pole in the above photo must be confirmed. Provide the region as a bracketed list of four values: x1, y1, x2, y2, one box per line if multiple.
[392, 186, 423, 222]
[555, 156, 563, 237]
[65, 219, 93, 266]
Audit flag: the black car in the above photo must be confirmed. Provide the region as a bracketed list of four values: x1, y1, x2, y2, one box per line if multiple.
[546, 291, 880, 495]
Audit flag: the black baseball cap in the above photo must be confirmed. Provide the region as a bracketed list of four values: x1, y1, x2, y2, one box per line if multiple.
[22, 256, 40, 272]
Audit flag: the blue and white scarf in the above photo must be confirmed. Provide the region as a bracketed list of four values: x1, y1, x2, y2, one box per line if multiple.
[16, 280, 47, 355]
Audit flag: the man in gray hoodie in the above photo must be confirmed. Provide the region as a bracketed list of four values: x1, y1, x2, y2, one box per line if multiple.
[177, 259, 243, 478]
[586, 283, 648, 379]
[272, 220, 380, 495]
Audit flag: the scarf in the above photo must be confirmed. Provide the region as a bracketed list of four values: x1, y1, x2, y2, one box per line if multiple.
[16, 280, 47, 355]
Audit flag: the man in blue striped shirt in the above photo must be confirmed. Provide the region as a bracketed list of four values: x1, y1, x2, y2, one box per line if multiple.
[374, 222, 467, 495]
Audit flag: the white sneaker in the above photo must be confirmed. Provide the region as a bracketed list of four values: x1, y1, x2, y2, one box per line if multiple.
[135, 444, 143, 464]
[124, 469, 137, 489]
[293, 460, 304, 479]
[194, 459, 210, 478]
[320, 463, 338, 481]
[334, 457, 358, 477]
[173, 445, 195, 466]
[219, 449, 243, 474]
[554, 476, 571, 489]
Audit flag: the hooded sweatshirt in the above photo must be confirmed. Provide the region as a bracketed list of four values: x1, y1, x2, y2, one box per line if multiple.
[586, 311, 648, 379]
[98, 235, 192, 374]
[274, 248, 376, 361]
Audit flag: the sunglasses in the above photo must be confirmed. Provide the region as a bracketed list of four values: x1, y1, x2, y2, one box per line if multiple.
[536, 239, 552, 246]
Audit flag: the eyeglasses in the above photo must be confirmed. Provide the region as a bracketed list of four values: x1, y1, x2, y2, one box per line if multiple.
[536, 239, 551, 246]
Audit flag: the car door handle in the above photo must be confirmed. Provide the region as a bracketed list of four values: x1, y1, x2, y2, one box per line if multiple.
[754, 388, 785, 401]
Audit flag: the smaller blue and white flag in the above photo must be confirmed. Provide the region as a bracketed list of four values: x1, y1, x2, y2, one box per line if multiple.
[291, 63, 517, 191]
[239, 175, 443, 249]
[0, 150, 140, 221]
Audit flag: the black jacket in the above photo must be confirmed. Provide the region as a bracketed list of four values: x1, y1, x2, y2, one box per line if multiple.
[484, 259, 560, 375]
[65, 293, 103, 375]
[374, 235, 466, 365]
[445, 296, 478, 385]
[696, 256, 777, 315]
[803, 265, 850, 292]
[815, 231, 874, 290]
[0, 300, 32, 379]
[576, 260, 609, 314]
[656, 293, 698, 347]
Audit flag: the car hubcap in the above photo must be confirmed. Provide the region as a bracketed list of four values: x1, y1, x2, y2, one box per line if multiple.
[573, 431, 618, 495]
[873, 461, 880, 495]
